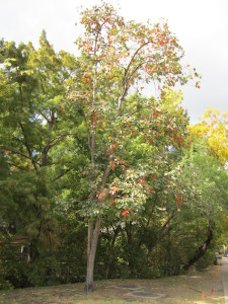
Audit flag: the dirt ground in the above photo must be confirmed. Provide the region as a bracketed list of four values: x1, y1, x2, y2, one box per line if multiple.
[0, 265, 224, 304]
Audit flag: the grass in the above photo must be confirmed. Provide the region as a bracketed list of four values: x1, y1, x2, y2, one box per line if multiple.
[0, 265, 224, 304]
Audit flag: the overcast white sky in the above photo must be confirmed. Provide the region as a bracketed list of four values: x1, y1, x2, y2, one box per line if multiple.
[0, 0, 227, 122]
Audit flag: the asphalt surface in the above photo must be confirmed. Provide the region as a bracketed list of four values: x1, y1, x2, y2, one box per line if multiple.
[221, 257, 228, 303]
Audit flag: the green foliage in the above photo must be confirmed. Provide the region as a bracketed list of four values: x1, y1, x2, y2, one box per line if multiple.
[0, 3, 226, 290]
[0, 32, 77, 289]
[0, 245, 29, 288]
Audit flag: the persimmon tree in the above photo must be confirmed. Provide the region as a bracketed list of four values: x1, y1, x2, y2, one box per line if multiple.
[68, 3, 196, 292]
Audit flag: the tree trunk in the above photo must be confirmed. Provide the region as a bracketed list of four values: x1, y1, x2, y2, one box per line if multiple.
[183, 225, 213, 270]
[85, 219, 101, 293]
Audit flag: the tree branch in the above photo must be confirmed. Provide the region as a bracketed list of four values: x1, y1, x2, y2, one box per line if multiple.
[117, 42, 152, 112]
[52, 168, 72, 182]
[1, 147, 40, 166]
[18, 122, 39, 173]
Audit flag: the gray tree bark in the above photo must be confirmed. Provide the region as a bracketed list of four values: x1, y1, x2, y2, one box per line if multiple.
[85, 219, 101, 293]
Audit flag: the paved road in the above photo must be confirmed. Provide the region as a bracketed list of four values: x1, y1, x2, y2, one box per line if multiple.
[221, 257, 228, 303]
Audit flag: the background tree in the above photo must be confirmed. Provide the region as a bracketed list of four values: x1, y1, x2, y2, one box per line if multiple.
[189, 107, 228, 164]
[0, 33, 77, 286]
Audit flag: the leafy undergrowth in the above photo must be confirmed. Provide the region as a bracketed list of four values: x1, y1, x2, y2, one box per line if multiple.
[0, 265, 224, 304]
